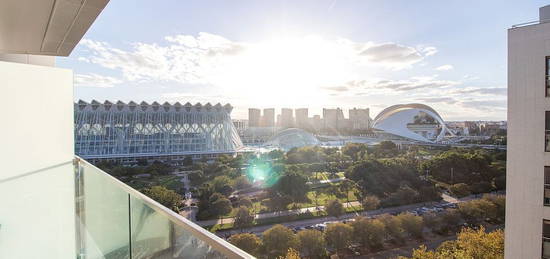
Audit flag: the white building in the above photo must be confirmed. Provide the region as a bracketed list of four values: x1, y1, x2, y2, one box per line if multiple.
[506, 5, 550, 259]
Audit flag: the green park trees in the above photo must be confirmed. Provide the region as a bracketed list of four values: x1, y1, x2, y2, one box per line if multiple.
[141, 185, 182, 212]
[262, 224, 300, 258]
[401, 227, 504, 259]
[325, 199, 344, 218]
[351, 217, 386, 249]
[324, 223, 353, 254]
[233, 206, 255, 230]
[229, 233, 262, 256]
[297, 229, 326, 258]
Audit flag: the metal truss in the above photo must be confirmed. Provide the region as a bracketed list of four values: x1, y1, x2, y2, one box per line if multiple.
[74, 100, 244, 159]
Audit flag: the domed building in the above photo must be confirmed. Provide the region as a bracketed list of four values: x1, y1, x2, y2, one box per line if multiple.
[264, 128, 320, 150]
[372, 103, 453, 143]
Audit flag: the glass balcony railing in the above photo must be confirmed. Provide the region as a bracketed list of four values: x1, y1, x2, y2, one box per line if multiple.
[74, 157, 253, 259]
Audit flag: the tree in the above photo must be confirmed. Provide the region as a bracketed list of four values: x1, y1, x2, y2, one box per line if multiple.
[400, 227, 504, 259]
[234, 206, 255, 231]
[237, 197, 253, 208]
[211, 175, 234, 196]
[280, 248, 301, 259]
[449, 183, 471, 198]
[234, 175, 252, 190]
[182, 156, 193, 167]
[324, 223, 353, 253]
[272, 170, 310, 202]
[342, 143, 368, 161]
[362, 195, 381, 211]
[396, 212, 424, 239]
[325, 199, 345, 218]
[458, 199, 497, 226]
[297, 229, 326, 259]
[262, 225, 300, 258]
[210, 193, 232, 224]
[375, 140, 399, 157]
[351, 217, 386, 249]
[229, 233, 262, 256]
[379, 214, 405, 243]
[141, 186, 182, 212]
[483, 194, 505, 223]
[339, 179, 358, 213]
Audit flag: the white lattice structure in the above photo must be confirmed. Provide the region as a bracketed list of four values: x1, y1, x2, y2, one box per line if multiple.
[75, 100, 244, 162]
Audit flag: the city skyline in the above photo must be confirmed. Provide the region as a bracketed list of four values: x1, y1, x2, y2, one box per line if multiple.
[57, 0, 547, 121]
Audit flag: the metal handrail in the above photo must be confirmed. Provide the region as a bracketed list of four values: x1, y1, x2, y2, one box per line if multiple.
[75, 156, 254, 259]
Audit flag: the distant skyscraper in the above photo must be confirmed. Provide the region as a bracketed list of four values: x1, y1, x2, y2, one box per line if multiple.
[349, 108, 371, 130]
[323, 108, 346, 130]
[248, 108, 261, 127]
[262, 108, 275, 127]
[311, 115, 322, 132]
[280, 108, 294, 128]
[295, 108, 309, 129]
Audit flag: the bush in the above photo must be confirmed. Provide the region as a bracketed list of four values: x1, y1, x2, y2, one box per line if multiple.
[326, 199, 345, 218]
[396, 212, 424, 239]
[470, 181, 493, 194]
[325, 223, 353, 252]
[229, 233, 262, 256]
[351, 217, 386, 249]
[262, 225, 299, 258]
[449, 183, 471, 198]
[297, 229, 326, 258]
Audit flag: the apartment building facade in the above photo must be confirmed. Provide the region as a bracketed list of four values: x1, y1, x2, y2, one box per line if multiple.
[507, 5, 550, 259]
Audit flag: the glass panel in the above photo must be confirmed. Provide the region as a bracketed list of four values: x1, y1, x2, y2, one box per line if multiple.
[130, 196, 226, 259]
[79, 163, 131, 259]
[546, 167, 550, 185]
[77, 159, 251, 259]
[130, 196, 172, 258]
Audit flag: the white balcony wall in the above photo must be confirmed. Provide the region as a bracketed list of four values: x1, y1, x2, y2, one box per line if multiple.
[0, 61, 75, 258]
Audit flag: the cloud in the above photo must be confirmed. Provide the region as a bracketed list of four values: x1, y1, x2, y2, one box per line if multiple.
[322, 86, 349, 92]
[416, 97, 459, 104]
[435, 64, 453, 71]
[421, 46, 438, 56]
[449, 87, 507, 96]
[75, 73, 122, 88]
[77, 34, 437, 88]
[358, 43, 435, 69]
[79, 33, 247, 84]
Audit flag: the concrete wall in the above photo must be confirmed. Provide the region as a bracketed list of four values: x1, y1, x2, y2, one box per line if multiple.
[0, 53, 55, 66]
[506, 22, 550, 259]
[0, 61, 74, 258]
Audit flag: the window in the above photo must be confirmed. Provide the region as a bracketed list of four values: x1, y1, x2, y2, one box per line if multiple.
[546, 112, 550, 152]
[547, 57, 550, 97]
[544, 220, 550, 258]
[545, 167, 550, 206]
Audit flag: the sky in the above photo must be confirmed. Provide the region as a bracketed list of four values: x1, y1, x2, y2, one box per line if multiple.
[57, 0, 548, 121]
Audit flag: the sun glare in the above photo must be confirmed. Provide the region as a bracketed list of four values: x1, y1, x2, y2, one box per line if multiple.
[211, 35, 356, 107]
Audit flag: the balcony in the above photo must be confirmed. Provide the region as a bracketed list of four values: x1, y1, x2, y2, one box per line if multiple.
[74, 157, 252, 258]
[0, 155, 252, 258]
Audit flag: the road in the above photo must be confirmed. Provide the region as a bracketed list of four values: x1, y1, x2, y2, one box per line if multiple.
[212, 191, 501, 237]
[197, 189, 460, 227]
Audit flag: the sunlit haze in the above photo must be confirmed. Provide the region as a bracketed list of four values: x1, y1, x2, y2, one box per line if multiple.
[58, 0, 549, 120]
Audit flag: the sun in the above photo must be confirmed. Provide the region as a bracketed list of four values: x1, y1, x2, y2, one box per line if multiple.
[209, 35, 356, 107]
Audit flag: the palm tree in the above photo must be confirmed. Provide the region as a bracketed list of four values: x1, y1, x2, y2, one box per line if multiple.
[339, 179, 359, 215]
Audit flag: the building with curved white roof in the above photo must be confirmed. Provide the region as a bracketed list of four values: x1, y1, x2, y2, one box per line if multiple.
[264, 128, 320, 150]
[372, 103, 452, 143]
